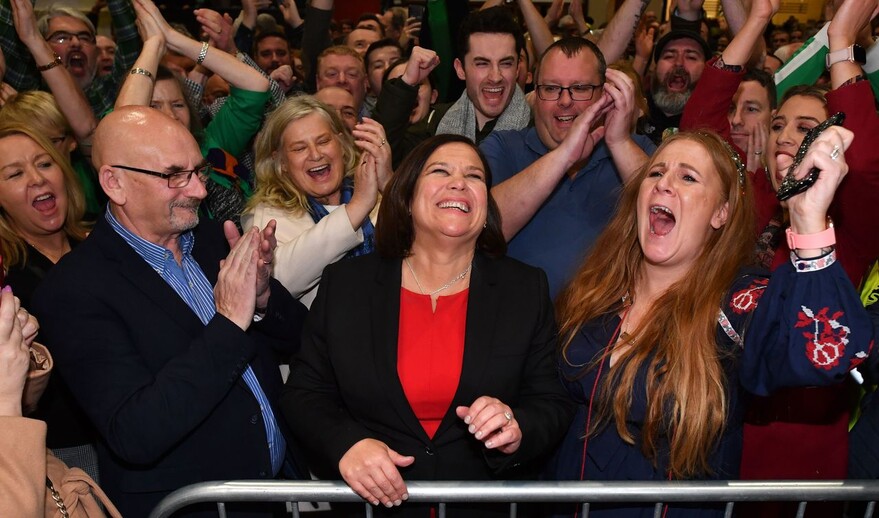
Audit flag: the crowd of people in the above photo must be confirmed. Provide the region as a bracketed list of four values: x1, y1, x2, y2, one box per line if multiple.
[0, 0, 877, 516]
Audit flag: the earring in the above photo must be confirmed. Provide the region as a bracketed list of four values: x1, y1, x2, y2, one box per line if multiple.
[483, 222, 487, 229]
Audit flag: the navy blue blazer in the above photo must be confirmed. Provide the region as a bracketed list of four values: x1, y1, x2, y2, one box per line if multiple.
[32, 215, 308, 517]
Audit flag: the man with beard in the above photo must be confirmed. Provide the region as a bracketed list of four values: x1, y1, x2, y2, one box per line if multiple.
[0, 2, 140, 117]
[643, 29, 710, 144]
[32, 107, 308, 517]
[253, 31, 292, 75]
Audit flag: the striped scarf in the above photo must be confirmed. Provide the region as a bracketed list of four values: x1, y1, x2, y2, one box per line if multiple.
[306, 177, 375, 258]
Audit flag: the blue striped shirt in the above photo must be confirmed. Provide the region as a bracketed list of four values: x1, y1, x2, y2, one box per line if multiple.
[106, 210, 286, 475]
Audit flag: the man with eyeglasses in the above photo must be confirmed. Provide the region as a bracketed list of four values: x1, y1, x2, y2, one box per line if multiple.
[0, 3, 140, 117]
[482, 38, 655, 298]
[32, 107, 308, 517]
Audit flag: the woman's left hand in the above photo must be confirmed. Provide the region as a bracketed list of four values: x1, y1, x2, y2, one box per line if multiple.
[456, 396, 522, 454]
[786, 125, 854, 234]
[353, 118, 392, 193]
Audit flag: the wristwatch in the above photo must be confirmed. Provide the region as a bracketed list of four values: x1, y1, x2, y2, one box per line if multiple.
[786, 220, 836, 250]
[825, 44, 866, 69]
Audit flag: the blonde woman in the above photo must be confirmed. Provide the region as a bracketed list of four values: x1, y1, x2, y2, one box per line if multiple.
[242, 95, 390, 307]
[1, 91, 105, 220]
[0, 122, 95, 482]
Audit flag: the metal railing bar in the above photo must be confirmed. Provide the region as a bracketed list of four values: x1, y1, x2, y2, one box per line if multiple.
[653, 502, 663, 518]
[723, 501, 734, 518]
[509, 501, 517, 517]
[865, 501, 876, 518]
[148, 480, 879, 518]
[795, 501, 807, 518]
[216, 502, 226, 518]
[581, 501, 589, 518]
[438, 502, 446, 518]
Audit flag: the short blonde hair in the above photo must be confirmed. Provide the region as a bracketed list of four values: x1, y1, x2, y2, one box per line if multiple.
[246, 95, 359, 216]
[0, 90, 72, 141]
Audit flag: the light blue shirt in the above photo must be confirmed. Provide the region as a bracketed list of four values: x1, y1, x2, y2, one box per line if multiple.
[106, 209, 286, 474]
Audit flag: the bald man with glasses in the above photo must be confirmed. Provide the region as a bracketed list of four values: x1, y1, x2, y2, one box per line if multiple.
[33, 107, 308, 517]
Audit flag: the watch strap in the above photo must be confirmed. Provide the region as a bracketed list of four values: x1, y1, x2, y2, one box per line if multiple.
[826, 44, 866, 69]
[786, 225, 836, 250]
[37, 53, 63, 72]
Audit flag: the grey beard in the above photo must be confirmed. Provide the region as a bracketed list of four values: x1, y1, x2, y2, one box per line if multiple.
[652, 88, 691, 117]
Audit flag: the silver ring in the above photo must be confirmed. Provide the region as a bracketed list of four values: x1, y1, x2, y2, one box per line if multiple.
[753, 150, 762, 156]
[379, 139, 386, 147]
[262, 260, 272, 265]
[503, 411, 512, 422]
[830, 145, 840, 161]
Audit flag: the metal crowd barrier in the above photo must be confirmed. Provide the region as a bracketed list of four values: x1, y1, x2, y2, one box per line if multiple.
[148, 480, 879, 518]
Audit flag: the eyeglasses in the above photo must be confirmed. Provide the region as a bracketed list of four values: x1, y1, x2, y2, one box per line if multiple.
[46, 31, 96, 45]
[535, 83, 603, 102]
[111, 164, 211, 189]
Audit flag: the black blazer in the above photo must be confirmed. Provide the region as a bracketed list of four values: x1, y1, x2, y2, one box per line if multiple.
[32, 216, 308, 517]
[283, 252, 574, 512]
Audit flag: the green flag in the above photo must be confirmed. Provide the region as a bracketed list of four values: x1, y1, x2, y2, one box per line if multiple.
[774, 23, 879, 101]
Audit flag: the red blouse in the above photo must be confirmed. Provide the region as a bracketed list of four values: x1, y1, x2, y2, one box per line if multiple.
[397, 288, 468, 438]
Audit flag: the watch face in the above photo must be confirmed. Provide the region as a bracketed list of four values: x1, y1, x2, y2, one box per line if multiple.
[854, 44, 867, 64]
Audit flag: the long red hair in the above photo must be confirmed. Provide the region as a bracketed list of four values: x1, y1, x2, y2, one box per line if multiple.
[556, 131, 755, 477]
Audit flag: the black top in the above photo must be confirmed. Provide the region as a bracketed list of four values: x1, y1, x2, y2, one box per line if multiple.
[6, 239, 98, 449]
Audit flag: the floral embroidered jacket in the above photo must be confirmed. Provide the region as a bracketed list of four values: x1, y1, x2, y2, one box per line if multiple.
[547, 253, 873, 518]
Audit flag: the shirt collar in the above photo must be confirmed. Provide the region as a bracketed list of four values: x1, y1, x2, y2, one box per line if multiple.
[105, 208, 195, 274]
[524, 127, 611, 176]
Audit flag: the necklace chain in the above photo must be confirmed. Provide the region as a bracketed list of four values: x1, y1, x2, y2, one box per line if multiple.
[405, 258, 472, 297]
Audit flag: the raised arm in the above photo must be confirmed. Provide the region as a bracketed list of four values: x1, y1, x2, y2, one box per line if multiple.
[0, 0, 42, 93]
[301, 0, 334, 92]
[517, 0, 555, 59]
[680, 0, 778, 140]
[720, 0, 777, 67]
[114, 0, 164, 109]
[720, 0, 748, 36]
[10, 0, 97, 144]
[741, 127, 874, 395]
[827, 0, 878, 90]
[597, 0, 652, 65]
[278, 0, 304, 31]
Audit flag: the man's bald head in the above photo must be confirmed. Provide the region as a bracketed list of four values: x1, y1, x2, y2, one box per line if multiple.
[94, 107, 207, 246]
[93, 107, 198, 170]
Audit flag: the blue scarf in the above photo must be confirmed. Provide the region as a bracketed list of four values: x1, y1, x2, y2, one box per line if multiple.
[306, 177, 375, 258]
